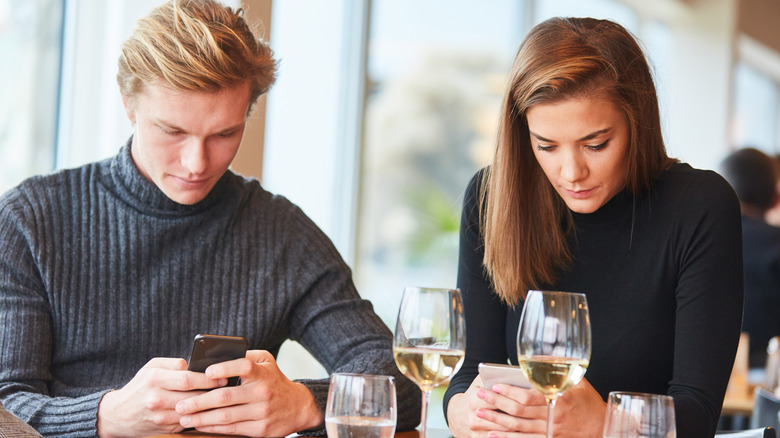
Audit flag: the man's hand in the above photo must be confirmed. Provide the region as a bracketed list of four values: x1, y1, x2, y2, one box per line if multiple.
[174, 350, 323, 437]
[97, 358, 228, 438]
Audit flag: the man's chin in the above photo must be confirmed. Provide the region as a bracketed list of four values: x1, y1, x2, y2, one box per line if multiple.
[163, 189, 209, 205]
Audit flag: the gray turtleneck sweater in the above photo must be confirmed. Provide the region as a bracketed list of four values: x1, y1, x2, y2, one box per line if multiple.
[0, 144, 420, 437]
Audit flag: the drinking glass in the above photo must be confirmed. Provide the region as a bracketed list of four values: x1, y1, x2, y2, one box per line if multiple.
[393, 287, 466, 438]
[602, 391, 676, 438]
[325, 373, 397, 438]
[516, 290, 591, 438]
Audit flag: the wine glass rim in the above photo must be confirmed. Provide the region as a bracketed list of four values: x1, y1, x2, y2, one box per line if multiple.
[608, 391, 673, 400]
[528, 289, 586, 298]
[331, 372, 396, 380]
[404, 286, 460, 293]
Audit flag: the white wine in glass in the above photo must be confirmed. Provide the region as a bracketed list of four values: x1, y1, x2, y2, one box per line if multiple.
[517, 290, 591, 438]
[393, 287, 466, 438]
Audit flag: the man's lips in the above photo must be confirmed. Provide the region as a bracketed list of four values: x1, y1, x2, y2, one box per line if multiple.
[171, 175, 210, 187]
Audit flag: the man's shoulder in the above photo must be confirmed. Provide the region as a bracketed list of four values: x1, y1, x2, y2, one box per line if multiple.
[0, 161, 104, 211]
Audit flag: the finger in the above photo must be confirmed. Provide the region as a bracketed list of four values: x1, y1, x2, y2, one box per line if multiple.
[175, 385, 249, 415]
[484, 431, 547, 438]
[245, 349, 275, 364]
[178, 402, 259, 429]
[491, 384, 546, 405]
[478, 388, 547, 419]
[205, 357, 254, 380]
[152, 368, 228, 392]
[477, 407, 547, 434]
[142, 357, 188, 370]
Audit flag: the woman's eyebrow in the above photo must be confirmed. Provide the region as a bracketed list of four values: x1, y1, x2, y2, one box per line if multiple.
[530, 128, 612, 143]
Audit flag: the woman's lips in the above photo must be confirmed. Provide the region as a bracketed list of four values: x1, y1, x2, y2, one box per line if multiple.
[565, 188, 595, 199]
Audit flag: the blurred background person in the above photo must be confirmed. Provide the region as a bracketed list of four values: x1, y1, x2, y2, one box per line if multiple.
[721, 147, 780, 370]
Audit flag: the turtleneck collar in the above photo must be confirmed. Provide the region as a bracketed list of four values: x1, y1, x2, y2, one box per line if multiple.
[570, 188, 634, 225]
[108, 139, 235, 217]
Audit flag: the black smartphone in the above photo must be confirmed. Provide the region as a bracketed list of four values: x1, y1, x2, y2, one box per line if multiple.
[187, 334, 248, 387]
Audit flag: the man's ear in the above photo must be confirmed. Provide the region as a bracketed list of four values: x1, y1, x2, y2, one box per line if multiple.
[122, 94, 136, 125]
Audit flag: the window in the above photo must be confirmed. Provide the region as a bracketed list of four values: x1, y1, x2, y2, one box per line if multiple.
[732, 61, 780, 153]
[0, 0, 64, 193]
[355, 0, 527, 326]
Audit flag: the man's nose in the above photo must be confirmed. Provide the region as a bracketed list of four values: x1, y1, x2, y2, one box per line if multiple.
[180, 138, 208, 175]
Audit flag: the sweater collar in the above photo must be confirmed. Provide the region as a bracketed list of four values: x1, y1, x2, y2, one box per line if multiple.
[570, 188, 633, 225]
[109, 139, 234, 217]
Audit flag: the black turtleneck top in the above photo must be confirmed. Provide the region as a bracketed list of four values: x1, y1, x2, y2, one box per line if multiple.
[0, 143, 420, 437]
[444, 163, 743, 438]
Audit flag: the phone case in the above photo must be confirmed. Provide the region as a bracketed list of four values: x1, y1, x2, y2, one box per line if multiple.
[478, 362, 532, 389]
[187, 334, 248, 386]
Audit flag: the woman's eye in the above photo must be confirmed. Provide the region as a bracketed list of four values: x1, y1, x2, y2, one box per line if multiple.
[536, 144, 556, 152]
[586, 140, 609, 151]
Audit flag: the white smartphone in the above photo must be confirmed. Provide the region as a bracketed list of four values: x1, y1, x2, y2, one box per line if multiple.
[478, 362, 532, 389]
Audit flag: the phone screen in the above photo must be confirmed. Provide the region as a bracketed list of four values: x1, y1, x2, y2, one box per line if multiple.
[187, 334, 248, 387]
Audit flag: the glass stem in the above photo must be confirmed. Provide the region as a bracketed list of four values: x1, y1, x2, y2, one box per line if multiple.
[546, 397, 557, 438]
[420, 389, 431, 438]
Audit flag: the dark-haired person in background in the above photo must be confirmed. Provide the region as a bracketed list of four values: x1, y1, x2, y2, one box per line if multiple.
[721, 147, 780, 369]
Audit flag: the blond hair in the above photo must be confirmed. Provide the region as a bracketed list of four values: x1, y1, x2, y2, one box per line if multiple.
[117, 0, 277, 114]
[483, 17, 676, 305]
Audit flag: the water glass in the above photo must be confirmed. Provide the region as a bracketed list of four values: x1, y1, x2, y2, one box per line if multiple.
[603, 391, 676, 438]
[325, 373, 397, 438]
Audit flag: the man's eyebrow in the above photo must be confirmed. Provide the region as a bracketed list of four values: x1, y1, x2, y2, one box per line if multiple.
[530, 128, 612, 143]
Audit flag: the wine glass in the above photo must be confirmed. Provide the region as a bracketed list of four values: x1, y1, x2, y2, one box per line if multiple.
[602, 392, 676, 438]
[393, 287, 466, 438]
[516, 290, 591, 438]
[325, 373, 397, 438]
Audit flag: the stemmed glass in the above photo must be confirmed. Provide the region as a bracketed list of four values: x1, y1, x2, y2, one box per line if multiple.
[602, 392, 676, 438]
[393, 287, 466, 438]
[516, 290, 591, 438]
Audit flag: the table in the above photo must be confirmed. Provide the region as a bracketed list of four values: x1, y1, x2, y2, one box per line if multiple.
[150, 429, 452, 438]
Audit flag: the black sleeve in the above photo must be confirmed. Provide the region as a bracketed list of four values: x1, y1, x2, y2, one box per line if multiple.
[443, 169, 510, 422]
[669, 170, 744, 437]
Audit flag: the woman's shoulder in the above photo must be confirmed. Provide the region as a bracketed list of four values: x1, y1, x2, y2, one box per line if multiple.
[652, 162, 739, 212]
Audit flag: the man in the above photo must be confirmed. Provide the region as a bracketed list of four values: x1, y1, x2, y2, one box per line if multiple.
[720, 147, 780, 369]
[0, 1, 420, 437]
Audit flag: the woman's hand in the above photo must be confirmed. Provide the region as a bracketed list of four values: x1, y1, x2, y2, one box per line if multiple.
[173, 350, 322, 437]
[547, 378, 606, 437]
[447, 376, 606, 438]
[446, 376, 547, 438]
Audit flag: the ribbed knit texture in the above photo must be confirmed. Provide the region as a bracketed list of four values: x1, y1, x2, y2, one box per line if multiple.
[0, 144, 421, 437]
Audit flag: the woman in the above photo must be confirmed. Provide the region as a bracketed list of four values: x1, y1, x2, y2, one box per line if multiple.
[444, 17, 743, 438]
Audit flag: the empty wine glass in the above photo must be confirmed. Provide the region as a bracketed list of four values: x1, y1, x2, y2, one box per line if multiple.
[325, 373, 397, 438]
[517, 290, 591, 438]
[602, 391, 676, 438]
[393, 287, 466, 438]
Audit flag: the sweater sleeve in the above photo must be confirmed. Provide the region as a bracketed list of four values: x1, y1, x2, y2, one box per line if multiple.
[0, 191, 108, 438]
[443, 169, 509, 423]
[668, 171, 744, 437]
[279, 205, 421, 435]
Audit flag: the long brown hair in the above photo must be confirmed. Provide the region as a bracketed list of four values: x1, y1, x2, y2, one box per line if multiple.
[482, 17, 676, 305]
